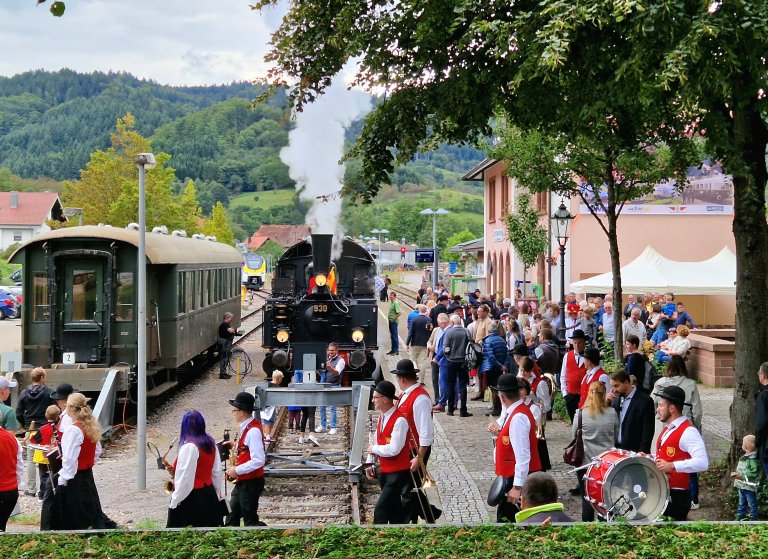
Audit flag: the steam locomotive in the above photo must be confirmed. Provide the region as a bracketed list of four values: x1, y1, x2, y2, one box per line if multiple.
[261, 233, 379, 383]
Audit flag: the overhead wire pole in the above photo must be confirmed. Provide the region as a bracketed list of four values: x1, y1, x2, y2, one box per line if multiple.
[135, 153, 156, 490]
[420, 208, 449, 290]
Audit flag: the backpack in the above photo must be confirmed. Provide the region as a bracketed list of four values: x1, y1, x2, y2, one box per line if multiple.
[642, 357, 660, 392]
[465, 340, 484, 370]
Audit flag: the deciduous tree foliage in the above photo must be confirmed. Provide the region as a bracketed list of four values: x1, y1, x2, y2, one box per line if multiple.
[203, 202, 235, 246]
[259, 0, 768, 465]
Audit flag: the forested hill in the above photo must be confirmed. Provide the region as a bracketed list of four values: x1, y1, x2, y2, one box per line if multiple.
[0, 69, 484, 194]
[0, 69, 267, 179]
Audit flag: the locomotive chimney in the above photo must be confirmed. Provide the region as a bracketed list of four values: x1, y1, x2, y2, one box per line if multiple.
[310, 233, 333, 275]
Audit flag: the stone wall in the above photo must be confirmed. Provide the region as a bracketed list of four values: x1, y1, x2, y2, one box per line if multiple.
[686, 329, 735, 387]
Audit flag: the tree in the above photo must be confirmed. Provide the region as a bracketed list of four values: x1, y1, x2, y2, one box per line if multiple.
[203, 202, 235, 246]
[503, 191, 548, 300]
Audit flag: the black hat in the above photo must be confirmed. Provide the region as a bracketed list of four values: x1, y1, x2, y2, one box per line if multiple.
[511, 343, 529, 357]
[491, 373, 525, 394]
[583, 347, 601, 365]
[390, 359, 418, 377]
[373, 380, 398, 401]
[438, 294, 450, 301]
[654, 385, 688, 410]
[51, 383, 74, 401]
[229, 391, 255, 413]
[571, 329, 587, 340]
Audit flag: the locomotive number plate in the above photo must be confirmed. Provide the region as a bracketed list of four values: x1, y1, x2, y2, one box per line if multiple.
[63, 352, 76, 365]
[313, 304, 328, 313]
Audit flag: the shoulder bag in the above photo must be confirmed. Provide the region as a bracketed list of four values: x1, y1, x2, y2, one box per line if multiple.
[563, 410, 585, 466]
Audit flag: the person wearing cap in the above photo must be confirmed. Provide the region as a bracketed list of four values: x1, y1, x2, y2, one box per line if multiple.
[0, 377, 19, 431]
[491, 374, 541, 522]
[392, 359, 439, 523]
[560, 329, 587, 422]
[167, 410, 225, 528]
[654, 385, 709, 521]
[578, 347, 611, 409]
[366, 381, 412, 524]
[16, 367, 52, 498]
[0, 420, 22, 532]
[429, 294, 450, 327]
[225, 392, 267, 526]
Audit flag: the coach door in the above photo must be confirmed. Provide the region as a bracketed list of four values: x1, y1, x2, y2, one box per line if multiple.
[55, 259, 109, 364]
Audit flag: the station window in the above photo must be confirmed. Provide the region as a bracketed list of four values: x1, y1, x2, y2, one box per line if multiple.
[115, 272, 134, 322]
[33, 272, 49, 322]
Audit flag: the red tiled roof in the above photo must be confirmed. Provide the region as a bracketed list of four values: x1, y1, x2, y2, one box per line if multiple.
[245, 235, 269, 251]
[0, 192, 63, 225]
[250, 224, 310, 248]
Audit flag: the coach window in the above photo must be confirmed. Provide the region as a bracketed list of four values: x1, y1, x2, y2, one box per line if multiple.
[33, 272, 49, 321]
[185, 271, 194, 312]
[115, 272, 134, 321]
[178, 272, 186, 314]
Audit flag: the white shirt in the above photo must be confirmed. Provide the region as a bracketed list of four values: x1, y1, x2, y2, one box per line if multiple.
[582, 366, 612, 398]
[617, 387, 636, 445]
[58, 423, 103, 485]
[371, 407, 408, 458]
[656, 416, 709, 474]
[517, 373, 551, 414]
[235, 417, 265, 476]
[15, 438, 23, 488]
[59, 413, 73, 431]
[503, 400, 533, 487]
[169, 442, 224, 509]
[560, 351, 584, 397]
[396, 383, 434, 447]
[602, 311, 616, 342]
[524, 397, 542, 424]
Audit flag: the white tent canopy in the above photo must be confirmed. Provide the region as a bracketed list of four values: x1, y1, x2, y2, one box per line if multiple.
[571, 246, 736, 295]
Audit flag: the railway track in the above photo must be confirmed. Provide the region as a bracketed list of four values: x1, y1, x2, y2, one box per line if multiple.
[258, 403, 378, 525]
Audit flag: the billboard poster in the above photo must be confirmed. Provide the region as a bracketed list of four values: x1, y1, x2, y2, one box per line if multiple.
[578, 162, 733, 215]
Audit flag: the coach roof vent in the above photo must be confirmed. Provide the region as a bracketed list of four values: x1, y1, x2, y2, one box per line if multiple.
[192, 233, 205, 240]
[126, 223, 140, 231]
[152, 225, 169, 235]
[172, 230, 188, 237]
[206, 236, 217, 242]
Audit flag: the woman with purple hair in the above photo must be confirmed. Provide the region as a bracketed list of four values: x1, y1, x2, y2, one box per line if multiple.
[167, 410, 226, 528]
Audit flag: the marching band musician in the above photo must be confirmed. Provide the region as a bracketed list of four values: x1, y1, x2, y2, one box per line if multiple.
[0, 422, 23, 532]
[654, 385, 709, 521]
[50, 383, 75, 432]
[391, 359, 441, 523]
[366, 380, 412, 524]
[44, 393, 116, 530]
[167, 410, 226, 528]
[29, 404, 61, 503]
[225, 392, 267, 527]
[491, 374, 541, 523]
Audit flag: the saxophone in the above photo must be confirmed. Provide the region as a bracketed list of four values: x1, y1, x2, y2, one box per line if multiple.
[226, 432, 239, 483]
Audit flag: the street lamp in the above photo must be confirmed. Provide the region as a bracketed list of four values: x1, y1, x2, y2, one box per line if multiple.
[420, 208, 449, 289]
[370, 228, 389, 274]
[551, 200, 574, 343]
[135, 152, 155, 490]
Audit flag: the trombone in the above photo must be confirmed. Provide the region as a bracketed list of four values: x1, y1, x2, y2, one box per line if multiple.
[406, 427, 438, 524]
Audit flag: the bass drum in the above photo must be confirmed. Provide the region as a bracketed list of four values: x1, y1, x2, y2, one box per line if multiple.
[583, 449, 669, 522]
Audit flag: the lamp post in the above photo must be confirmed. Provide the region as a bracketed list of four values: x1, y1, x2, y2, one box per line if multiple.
[135, 152, 156, 490]
[551, 200, 574, 344]
[420, 208, 449, 289]
[370, 228, 389, 274]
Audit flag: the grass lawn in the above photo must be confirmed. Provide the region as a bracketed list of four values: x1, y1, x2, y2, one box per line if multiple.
[229, 190, 297, 210]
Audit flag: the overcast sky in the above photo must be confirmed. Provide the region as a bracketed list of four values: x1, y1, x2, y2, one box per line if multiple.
[0, 0, 287, 86]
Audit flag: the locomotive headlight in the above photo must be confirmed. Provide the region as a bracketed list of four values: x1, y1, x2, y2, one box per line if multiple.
[315, 273, 327, 287]
[276, 329, 290, 343]
[351, 328, 365, 343]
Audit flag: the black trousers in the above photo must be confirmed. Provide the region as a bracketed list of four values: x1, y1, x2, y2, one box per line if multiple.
[374, 470, 413, 524]
[664, 489, 691, 521]
[577, 469, 595, 521]
[445, 361, 468, 413]
[497, 498, 520, 523]
[379, 287, 388, 302]
[0, 489, 18, 532]
[431, 362, 440, 405]
[300, 407, 316, 433]
[564, 393, 580, 422]
[226, 477, 266, 527]
[219, 338, 233, 374]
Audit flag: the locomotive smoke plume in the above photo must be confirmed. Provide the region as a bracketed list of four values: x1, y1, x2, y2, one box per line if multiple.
[280, 77, 372, 257]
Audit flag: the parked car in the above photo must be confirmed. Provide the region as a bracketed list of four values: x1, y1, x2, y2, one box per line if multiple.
[0, 289, 20, 319]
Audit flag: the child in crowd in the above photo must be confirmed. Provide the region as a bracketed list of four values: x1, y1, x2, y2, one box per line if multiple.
[578, 307, 598, 346]
[30, 404, 62, 501]
[646, 304, 662, 339]
[260, 371, 284, 442]
[287, 406, 302, 432]
[731, 434, 761, 520]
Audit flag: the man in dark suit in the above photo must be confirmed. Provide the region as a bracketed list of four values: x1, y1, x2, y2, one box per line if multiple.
[610, 371, 655, 453]
[429, 294, 450, 327]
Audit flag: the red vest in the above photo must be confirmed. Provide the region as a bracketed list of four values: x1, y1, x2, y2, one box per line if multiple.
[0, 429, 18, 492]
[236, 419, 265, 480]
[376, 410, 411, 474]
[73, 423, 96, 471]
[656, 420, 693, 489]
[564, 351, 586, 395]
[495, 403, 541, 478]
[578, 368, 606, 408]
[173, 445, 216, 488]
[396, 385, 431, 449]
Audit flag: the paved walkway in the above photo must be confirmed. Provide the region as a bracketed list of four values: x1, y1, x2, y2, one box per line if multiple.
[383, 272, 733, 522]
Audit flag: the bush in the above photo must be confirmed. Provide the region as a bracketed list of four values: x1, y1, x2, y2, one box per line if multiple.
[0, 242, 20, 260]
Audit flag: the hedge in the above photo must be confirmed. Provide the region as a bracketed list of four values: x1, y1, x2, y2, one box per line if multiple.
[1, 524, 767, 559]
